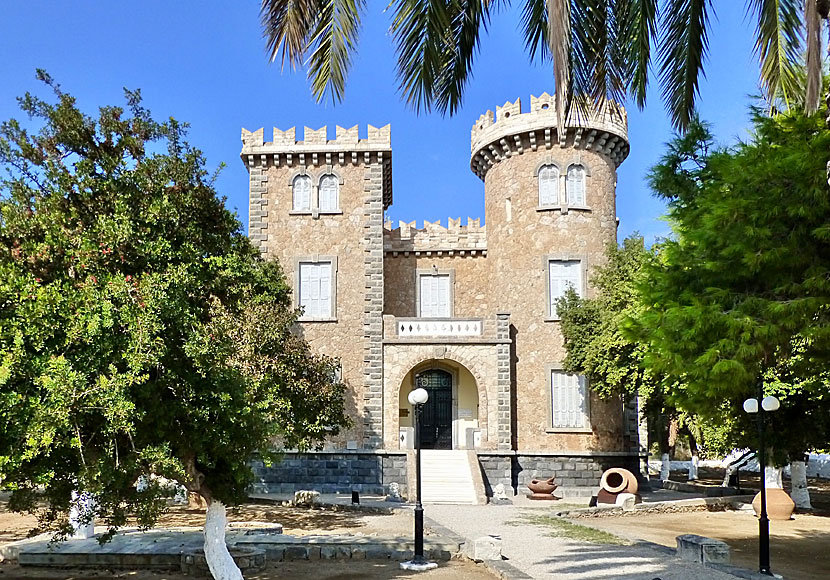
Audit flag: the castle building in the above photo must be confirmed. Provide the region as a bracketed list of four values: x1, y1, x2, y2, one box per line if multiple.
[242, 94, 644, 500]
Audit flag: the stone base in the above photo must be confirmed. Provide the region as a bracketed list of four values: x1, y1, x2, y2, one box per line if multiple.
[400, 560, 439, 571]
[527, 493, 559, 500]
[181, 547, 266, 577]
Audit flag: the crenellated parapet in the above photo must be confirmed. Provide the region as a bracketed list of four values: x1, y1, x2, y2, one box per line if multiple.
[470, 94, 629, 179]
[241, 124, 393, 208]
[383, 218, 486, 255]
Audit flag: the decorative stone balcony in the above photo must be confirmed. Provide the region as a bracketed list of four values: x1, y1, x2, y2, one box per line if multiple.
[382, 314, 510, 345]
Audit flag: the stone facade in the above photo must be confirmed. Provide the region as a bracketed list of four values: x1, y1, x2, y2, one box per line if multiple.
[241, 94, 643, 494]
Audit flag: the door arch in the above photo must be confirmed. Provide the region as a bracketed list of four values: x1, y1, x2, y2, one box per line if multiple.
[415, 369, 453, 449]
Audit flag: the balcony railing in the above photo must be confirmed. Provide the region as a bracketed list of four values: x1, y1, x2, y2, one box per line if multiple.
[395, 318, 482, 337]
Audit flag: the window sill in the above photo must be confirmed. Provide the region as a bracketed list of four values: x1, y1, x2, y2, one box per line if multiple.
[317, 209, 343, 215]
[567, 205, 592, 212]
[546, 427, 593, 434]
[544, 317, 562, 323]
[536, 205, 563, 212]
[289, 210, 313, 215]
[298, 317, 338, 323]
[536, 205, 592, 213]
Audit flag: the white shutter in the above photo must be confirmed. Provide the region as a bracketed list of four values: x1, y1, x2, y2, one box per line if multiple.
[293, 175, 311, 211]
[299, 262, 332, 318]
[549, 260, 582, 317]
[551, 371, 589, 428]
[319, 174, 338, 211]
[538, 165, 559, 206]
[419, 274, 450, 317]
[567, 165, 586, 206]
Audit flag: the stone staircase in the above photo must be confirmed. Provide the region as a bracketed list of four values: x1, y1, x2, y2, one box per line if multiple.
[419, 450, 481, 504]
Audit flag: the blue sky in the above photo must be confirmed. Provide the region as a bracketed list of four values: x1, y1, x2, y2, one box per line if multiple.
[1, 2, 761, 243]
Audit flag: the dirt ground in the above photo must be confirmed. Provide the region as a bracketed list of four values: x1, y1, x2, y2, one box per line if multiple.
[0, 501, 497, 579]
[0, 560, 498, 580]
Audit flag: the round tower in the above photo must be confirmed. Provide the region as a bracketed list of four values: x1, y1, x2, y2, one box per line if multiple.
[470, 93, 629, 452]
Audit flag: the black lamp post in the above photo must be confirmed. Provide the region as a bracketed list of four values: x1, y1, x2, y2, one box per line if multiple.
[400, 387, 437, 572]
[743, 387, 780, 577]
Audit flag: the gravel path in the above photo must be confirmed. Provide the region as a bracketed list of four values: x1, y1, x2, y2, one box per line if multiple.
[426, 503, 739, 580]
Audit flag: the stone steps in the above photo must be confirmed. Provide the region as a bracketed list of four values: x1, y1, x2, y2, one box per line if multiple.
[421, 450, 478, 504]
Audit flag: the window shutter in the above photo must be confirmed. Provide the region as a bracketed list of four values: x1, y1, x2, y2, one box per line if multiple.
[293, 175, 311, 210]
[318, 262, 332, 316]
[551, 371, 588, 428]
[567, 166, 586, 206]
[319, 175, 338, 211]
[420, 274, 450, 317]
[538, 165, 559, 206]
[549, 260, 582, 317]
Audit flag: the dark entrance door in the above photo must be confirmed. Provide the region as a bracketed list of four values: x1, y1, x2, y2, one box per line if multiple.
[415, 369, 453, 449]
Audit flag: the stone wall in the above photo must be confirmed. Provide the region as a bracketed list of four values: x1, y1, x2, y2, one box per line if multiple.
[251, 452, 408, 496]
[477, 452, 641, 496]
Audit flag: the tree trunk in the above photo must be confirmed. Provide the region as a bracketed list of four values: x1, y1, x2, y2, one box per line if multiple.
[790, 459, 812, 510]
[688, 432, 699, 481]
[660, 453, 671, 481]
[765, 465, 783, 489]
[203, 499, 243, 580]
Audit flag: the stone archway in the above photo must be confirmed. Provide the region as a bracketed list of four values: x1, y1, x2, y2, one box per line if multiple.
[383, 344, 497, 450]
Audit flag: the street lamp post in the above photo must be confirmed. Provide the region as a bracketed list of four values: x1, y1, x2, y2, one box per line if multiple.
[743, 388, 780, 577]
[400, 387, 437, 572]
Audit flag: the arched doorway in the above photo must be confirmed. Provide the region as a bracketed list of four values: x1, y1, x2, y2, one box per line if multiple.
[415, 369, 453, 449]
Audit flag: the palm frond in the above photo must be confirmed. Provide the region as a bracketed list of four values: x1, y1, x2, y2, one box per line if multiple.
[747, 0, 803, 112]
[306, 0, 366, 103]
[390, 0, 453, 114]
[261, 0, 323, 70]
[658, 0, 714, 131]
[522, 0, 550, 62]
[805, 0, 822, 113]
[434, 0, 503, 115]
[548, 0, 571, 135]
[620, 0, 658, 109]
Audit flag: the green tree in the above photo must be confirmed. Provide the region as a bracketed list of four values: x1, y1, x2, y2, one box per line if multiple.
[558, 235, 697, 479]
[635, 108, 830, 503]
[0, 72, 350, 579]
[260, 0, 829, 130]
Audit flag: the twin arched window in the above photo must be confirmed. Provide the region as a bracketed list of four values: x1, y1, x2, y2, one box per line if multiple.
[292, 173, 340, 212]
[538, 163, 587, 207]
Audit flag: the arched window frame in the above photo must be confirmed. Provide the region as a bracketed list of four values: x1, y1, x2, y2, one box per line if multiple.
[288, 166, 344, 218]
[535, 161, 561, 208]
[291, 172, 312, 212]
[565, 163, 590, 208]
[318, 172, 341, 212]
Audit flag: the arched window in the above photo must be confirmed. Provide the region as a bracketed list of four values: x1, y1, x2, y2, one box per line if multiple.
[566, 165, 586, 206]
[538, 164, 560, 206]
[292, 174, 311, 211]
[319, 174, 339, 211]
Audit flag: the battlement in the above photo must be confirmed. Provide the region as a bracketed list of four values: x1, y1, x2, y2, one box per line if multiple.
[470, 94, 629, 178]
[384, 218, 486, 255]
[241, 124, 391, 153]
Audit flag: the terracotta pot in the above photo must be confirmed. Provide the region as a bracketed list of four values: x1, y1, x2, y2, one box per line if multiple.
[752, 488, 795, 521]
[527, 477, 558, 495]
[599, 468, 638, 495]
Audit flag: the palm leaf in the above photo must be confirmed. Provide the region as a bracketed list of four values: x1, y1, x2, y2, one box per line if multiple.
[548, 0, 571, 135]
[390, 0, 453, 113]
[261, 0, 323, 70]
[618, 0, 658, 109]
[306, 0, 366, 103]
[658, 0, 714, 130]
[434, 0, 502, 115]
[747, 0, 803, 112]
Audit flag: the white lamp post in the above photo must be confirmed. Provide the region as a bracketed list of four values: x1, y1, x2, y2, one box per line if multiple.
[400, 387, 437, 571]
[743, 390, 780, 577]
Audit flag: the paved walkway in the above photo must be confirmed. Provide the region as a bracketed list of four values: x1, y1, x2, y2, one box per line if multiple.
[425, 498, 741, 580]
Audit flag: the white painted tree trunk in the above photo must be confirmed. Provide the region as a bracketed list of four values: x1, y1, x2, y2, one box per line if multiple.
[204, 500, 243, 580]
[790, 460, 812, 509]
[69, 491, 95, 539]
[765, 465, 783, 489]
[688, 455, 699, 481]
[660, 453, 670, 481]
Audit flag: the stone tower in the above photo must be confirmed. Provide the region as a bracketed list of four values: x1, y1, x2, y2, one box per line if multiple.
[241, 124, 392, 449]
[469, 93, 630, 451]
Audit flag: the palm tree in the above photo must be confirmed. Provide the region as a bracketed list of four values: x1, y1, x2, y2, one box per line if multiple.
[260, 1, 828, 131]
